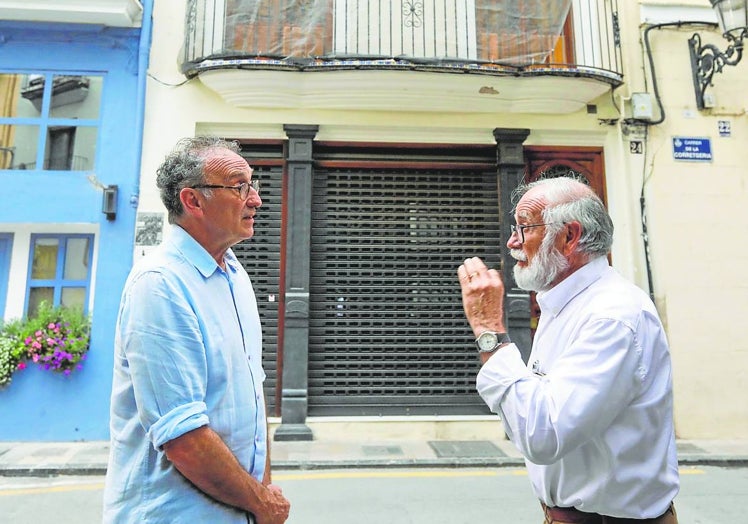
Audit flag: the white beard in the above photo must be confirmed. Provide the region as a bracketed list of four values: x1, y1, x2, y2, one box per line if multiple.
[512, 237, 569, 292]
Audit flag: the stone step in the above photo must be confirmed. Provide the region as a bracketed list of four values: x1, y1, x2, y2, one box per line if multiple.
[269, 415, 507, 442]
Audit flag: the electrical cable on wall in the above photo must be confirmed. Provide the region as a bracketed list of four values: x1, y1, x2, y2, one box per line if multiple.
[641, 21, 717, 125]
[636, 21, 717, 303]
[636, 125, 655, 303]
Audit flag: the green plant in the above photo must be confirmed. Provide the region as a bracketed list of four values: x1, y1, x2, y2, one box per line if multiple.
[0, 302, 91, 387]
[0, 331, 21, 387]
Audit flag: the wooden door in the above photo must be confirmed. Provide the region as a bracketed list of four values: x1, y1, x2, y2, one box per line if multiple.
[524, 146, 606, 202]
[523, 146, 607, 335]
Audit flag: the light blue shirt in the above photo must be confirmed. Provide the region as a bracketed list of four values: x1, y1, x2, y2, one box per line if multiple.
[104, 225, 267, 523]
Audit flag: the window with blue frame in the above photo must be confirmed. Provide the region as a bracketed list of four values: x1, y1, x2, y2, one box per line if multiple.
[26, 234, 93, 317]
[0, 72, 102, 171]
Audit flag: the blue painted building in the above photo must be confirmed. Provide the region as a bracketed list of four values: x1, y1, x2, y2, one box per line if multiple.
[0, 1, 151, 441]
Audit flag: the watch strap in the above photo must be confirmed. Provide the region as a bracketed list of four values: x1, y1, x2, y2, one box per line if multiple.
[475, 331, 511, 353]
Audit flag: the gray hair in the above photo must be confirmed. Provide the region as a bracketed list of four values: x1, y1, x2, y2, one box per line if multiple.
[156, 136, 241, 224]
[512, 176, 613, 258]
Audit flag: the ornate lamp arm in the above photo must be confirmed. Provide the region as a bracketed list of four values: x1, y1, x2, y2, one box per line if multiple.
[689, 27, 746, 109]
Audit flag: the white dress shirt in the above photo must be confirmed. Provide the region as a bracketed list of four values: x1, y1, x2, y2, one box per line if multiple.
[477, 256, 679, 519]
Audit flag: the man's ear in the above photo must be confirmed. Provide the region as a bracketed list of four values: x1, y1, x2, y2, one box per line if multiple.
[179, 187, 204, 217]
[562, 221, 583, 256]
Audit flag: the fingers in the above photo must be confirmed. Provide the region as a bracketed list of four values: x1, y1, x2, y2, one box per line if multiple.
[457, 257, 493, 284]
[462, 256, 488, 274]
[457, 258, 507, 336]
[257, 484, 291, 524]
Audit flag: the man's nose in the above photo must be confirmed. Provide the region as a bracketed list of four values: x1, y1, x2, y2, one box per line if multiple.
[507, 229, 521, 249]
[247, 193, 262, 208]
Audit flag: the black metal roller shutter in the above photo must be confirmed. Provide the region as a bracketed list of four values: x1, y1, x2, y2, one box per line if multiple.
[232, 163, 283, 412]
[309, 167, 502, 415]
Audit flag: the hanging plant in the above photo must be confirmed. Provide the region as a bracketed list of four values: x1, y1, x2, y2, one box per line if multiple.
[0, 332, 20, 387]
[0, 302, 91, 387]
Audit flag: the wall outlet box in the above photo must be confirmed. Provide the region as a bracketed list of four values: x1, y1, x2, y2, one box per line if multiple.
[703, 92, 716, 108]
[632, 93, 654, 120]
[631, 93, 654, 120]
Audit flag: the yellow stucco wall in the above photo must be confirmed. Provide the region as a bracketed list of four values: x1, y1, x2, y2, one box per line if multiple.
[140, 0, 748, 438]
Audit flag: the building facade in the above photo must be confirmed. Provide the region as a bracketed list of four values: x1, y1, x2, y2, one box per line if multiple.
[0, 1, 151, 440]
[3, 0, 746, 442]
[135, 0, 747, 441]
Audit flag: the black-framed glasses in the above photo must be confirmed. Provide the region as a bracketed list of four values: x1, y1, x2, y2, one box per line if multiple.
[191, 179, 260, 200]
[510, 222, 560, 244]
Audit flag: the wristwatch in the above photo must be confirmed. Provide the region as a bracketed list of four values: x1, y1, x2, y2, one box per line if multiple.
[475, 331, 511, 353]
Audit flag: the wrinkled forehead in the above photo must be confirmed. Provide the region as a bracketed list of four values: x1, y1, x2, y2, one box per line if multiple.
[201, 148, 252, 181]
[515, 186, 548, 222]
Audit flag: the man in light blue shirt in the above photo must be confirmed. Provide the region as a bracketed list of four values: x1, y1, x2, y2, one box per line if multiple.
[104, 137, 290, 523]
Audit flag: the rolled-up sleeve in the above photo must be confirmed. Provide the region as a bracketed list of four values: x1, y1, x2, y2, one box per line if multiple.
[119, 271, 211, 449]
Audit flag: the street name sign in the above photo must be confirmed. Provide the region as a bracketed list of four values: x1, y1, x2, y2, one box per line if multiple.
[672, 137, 712, 162]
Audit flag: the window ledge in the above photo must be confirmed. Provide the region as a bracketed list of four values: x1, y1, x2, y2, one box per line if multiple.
[0, 0, 143, 28]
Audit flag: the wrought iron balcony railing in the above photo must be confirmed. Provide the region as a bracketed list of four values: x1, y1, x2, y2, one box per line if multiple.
[181, 0, 622, 85]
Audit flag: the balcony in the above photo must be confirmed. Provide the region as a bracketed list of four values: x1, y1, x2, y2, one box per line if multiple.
[181, 0, 622, 114]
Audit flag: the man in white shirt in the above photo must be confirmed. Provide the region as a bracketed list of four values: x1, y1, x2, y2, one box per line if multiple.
[457, 177, 679, 523]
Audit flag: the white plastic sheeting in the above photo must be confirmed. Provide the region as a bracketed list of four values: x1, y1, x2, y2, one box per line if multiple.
[208, 0, 574, 65]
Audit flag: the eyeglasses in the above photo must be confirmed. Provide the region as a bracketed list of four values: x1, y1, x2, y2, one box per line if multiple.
[191, 179, 260, 200]
[510, 222, 560, 244]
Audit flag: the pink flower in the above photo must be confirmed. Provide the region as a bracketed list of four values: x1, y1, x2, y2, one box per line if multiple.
[17, 362, 26, 370]
[47, 323, 55, 329]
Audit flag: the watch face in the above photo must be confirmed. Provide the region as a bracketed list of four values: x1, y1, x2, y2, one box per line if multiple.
[477, 332, 499, 351]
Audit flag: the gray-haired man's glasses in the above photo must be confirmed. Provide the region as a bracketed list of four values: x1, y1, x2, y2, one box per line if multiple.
[191, 179, 260, 200]
[510, 222, 561, 244]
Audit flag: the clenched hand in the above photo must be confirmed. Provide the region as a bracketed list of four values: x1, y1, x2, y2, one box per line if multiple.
[457, 257, 507, 337]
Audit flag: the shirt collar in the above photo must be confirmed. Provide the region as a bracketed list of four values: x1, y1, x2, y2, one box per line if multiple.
[536, 256, 608, 317]
[167, 224, 240, 278]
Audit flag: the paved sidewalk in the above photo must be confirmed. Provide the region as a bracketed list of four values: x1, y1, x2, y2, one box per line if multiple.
[0, 438, 746, 477]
